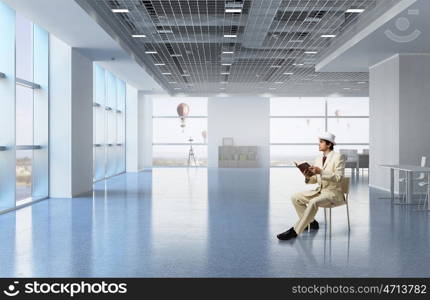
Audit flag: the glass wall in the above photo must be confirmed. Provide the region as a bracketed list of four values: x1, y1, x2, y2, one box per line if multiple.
[0, 2, 49, 211]
[270, 97, 369, 166]
[93, 63, 126, 181]
[152, 96, 208, 166]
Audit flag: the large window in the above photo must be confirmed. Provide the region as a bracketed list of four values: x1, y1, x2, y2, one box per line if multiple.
[152, 96, 208, 166]
[93, 64, 126, 181]
[270, 97, 369, 166]
[0, 3, 49, 211]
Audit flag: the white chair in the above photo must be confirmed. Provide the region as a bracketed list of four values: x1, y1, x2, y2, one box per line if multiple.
[399, 156, 427, 203]
[416, 157, 429, 209]
[340, 150, 359, 175]
[324, 177, 351, 235]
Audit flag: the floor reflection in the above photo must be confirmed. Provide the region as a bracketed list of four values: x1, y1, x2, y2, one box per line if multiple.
[0, 168, 428, 277]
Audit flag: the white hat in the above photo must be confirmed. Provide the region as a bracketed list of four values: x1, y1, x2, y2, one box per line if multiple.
[318, 132, 336, 145]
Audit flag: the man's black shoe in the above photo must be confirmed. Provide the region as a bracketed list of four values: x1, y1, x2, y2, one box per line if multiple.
[309, 220, 319, 231]
[277, 227, 298, 240]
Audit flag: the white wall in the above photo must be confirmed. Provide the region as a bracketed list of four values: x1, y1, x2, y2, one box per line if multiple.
[398, 55, 430, 166]
[370, 54, 430, 191]
[49, 35, 93, 198]
[369, 55, 400, 191]
[207, 96, 270, 168]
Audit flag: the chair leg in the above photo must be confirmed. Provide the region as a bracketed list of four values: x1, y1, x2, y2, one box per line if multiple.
[324, 208, 327, 223]
[329, 208, 332, 235]
[346, 202, 351, 231]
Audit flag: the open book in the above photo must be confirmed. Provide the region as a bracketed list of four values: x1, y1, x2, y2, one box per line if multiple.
[293, 161, 311, 175]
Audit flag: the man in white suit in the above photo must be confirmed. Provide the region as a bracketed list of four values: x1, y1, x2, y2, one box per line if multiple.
[277, 132, 346, 240]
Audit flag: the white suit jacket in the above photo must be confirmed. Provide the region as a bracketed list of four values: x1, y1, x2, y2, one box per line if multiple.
[303, 151, 346, 204]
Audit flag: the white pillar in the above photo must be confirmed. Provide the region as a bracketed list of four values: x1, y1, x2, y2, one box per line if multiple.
[139, 92, 153, 169]
[370, 54, 430, 191]
[49, 35, 93, 198]
[126, 84, 139, 172]
[126, 89, 153, 171]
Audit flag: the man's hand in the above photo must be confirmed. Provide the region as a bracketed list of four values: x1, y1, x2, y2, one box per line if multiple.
[309, 166, 322, 175]
[303, 168, 315, 178]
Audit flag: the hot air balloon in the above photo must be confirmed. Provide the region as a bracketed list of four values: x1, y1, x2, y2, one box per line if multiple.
[201, 130, 207, 144]
[176, 103, 190, 131]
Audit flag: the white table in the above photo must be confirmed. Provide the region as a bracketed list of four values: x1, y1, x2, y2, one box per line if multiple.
[380, 164, 430, 205]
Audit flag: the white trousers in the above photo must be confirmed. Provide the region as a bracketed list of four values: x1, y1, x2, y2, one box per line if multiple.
[291, 191, 339, 234]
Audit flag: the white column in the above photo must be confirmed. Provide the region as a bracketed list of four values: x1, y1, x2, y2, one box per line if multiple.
[370, 54, 430, 191]
[139, 92, 153, 169]
[49, 35, 93, 198]
[126, 90, 153, 171]
[126, 84, 139, 172]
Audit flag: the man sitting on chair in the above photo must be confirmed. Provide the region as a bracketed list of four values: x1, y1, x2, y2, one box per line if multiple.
[277, 132, 346, 241]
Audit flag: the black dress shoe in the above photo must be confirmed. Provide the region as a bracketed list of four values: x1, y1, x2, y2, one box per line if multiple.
[309, 220, 319, 231]
[277, 227, 298, 240]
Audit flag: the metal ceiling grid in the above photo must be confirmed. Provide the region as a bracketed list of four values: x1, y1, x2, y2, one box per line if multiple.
[81, 0, 386, 96]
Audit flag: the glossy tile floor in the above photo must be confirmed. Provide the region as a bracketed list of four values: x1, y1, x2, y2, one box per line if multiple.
[0, 168, 429, 277]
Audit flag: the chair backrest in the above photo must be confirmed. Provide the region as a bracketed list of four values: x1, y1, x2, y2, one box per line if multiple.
[421, 156, 426, 167]
[341, 177, 350, 195]
[339, 149, 358, 162]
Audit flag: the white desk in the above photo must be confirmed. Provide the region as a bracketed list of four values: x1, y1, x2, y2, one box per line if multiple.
[380, 164, 430, 205]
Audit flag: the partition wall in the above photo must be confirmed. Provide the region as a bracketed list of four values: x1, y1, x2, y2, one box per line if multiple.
[0, 3, 49, 211]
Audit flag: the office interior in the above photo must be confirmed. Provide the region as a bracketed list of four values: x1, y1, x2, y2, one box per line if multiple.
[0, 0, 429, 277]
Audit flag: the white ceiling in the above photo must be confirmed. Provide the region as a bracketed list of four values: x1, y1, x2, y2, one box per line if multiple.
[316, 0, 430, 72]
[2, 0, 163, 92]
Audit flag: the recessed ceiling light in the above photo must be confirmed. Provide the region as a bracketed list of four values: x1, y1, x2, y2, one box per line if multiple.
[346, 8, 365, 13]
[220, 81, 228, 84]
[293, 63, 304, 66]
[270, 65, 281, 68]
[225, 8, 242, 13]
[224, 34, 237, 38]
[343, 87, 351, 90]
[358, 81, 367, 84]
[112, 9, 129, 13]
[321, 34, 336, 38]
[162, 72, 172, 75]
[174, 87, 181, 90]
[169, 82, 177, 84]
[284, 72, 294, 75]
[269, 87, 276, 90]
[154, 63, 165, 66]
[181, 74, 191, 77]
[145, 51, 157, 54]
[304, 51, 318, 54]
[275, 82, 283, 84]
[222, 51, 234, 54]
[221, 72, 230, 75]
[221, 63, 232, 66]
[170, 54, 182, 57]
[132, 34, 146, 38]
[158, 30, 173, 34]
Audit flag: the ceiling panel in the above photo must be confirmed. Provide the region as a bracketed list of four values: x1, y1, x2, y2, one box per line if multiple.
[76, 0, 391, 96]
